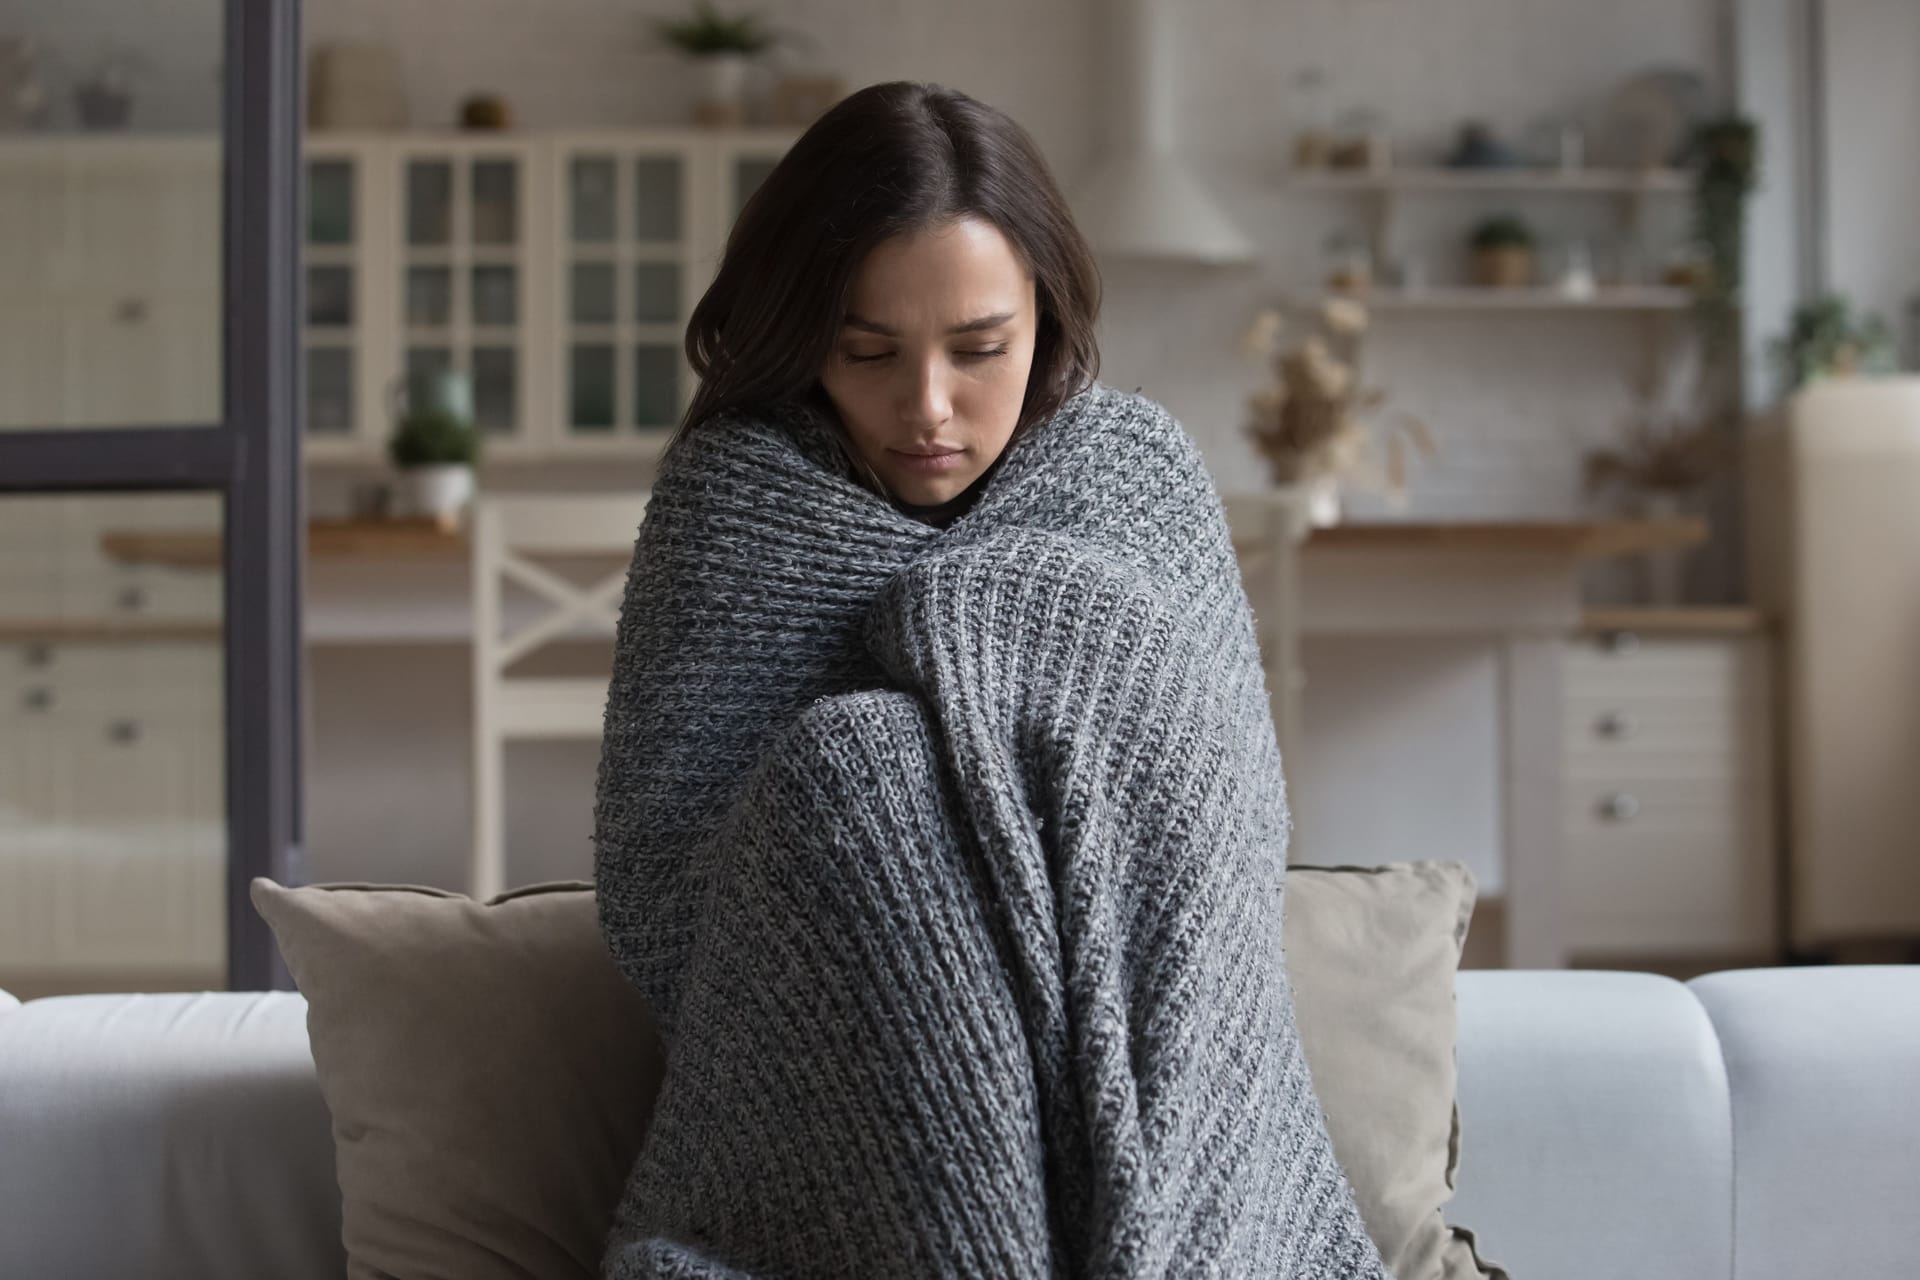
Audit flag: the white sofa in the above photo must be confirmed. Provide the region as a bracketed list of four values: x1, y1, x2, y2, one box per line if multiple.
[1, 967, 1916, 1280]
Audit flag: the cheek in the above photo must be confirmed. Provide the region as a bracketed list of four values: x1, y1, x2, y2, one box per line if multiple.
[818, 368, 889, 453]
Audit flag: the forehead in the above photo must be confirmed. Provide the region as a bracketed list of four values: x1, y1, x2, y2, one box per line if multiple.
[845, 217, 1033, 315]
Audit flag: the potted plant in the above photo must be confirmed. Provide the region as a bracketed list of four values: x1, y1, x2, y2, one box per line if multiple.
[1770, 293, 1898, 395]
[1469, 214, 1536, 289]
[653, 2, 779, 127]
[389, 382, 482, 530]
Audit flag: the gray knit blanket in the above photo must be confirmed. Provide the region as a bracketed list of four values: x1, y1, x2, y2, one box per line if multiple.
[593, 381, 1389, 1278]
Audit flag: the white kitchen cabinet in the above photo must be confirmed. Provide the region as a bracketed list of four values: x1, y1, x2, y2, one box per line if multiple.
[294, 127, 798, 462]
[0, 639, 225, 982]
[1561, 622, 1778, 958]
[0, 138, 221, 431]
[3, 129, 799, 453]
[549, 132, 702, 450]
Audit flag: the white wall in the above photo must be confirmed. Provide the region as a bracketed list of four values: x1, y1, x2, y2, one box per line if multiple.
[1819, 0, 1920, 355]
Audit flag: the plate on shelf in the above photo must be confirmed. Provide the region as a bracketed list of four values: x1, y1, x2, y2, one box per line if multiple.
[1600, 68, 1711, 168]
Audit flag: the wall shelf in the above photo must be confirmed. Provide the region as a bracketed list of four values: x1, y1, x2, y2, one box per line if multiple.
[1285, 167, 1695, 195]
[1326, 286, 1696, 312]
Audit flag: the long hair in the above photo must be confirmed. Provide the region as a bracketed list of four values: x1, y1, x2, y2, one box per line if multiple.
[667, 81, 1103, 488]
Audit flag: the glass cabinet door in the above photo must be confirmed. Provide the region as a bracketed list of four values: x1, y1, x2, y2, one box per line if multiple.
[303, 151, 361, 447]
[559, 146, 694, 445]
[396, 145, 535, 450]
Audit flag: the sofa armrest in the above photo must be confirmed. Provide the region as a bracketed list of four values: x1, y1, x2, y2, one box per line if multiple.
[0, 988, 18, 1015]
[0, 991, 344, 1280]
[1689, 967, 1920, 1280]
[1450, 971, 1732, 1280]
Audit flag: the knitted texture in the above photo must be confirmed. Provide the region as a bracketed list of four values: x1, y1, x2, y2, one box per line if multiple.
[593, 382, 1390, 1278]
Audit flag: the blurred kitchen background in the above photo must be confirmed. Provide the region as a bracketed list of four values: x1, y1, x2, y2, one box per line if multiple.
[3, 0, 1918, 996]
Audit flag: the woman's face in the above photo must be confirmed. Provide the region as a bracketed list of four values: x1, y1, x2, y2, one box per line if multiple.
[818, 217, 1038, 506]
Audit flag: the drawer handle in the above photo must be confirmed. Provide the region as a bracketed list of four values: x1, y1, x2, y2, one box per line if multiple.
[117, 585, 149, 612]
[1601, 630, 1641, 656]
[1594, 711, 1637, 740]
[1597, 792, 1641, 822]
[24, 642, 53, 668]
[108, 719, 142, 745]
[23, 686, 54, 712]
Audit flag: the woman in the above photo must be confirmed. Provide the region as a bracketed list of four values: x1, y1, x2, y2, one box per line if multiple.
[592, 81, 1387, 1278]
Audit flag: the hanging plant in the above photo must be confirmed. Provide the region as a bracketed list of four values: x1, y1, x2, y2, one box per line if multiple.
[1689, 115, 1758, 361]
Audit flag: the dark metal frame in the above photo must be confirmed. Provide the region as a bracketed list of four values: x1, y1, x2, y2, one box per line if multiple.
[0, 0, 304, 990]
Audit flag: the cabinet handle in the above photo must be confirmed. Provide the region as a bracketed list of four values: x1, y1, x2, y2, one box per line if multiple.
[108, 719, 142, 745]
[1601, 630, 1641, 656]
[24, 642, 53, 668]
[23, 687, 54, 712]
[1594, 710, 1637, 740]
[115, 297, 150, 325]
[117, 585, 148, 612]
[1597, 792, 1641, 822]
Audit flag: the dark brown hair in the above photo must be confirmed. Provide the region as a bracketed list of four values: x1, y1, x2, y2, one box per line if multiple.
[667, 80, 1103, 473]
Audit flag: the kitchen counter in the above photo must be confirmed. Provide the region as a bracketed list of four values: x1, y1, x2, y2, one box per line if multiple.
[100, 517, 470, 568]
[1304, 516, 1707, 558]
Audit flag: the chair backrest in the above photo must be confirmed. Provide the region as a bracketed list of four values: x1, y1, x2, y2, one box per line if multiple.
[469, 493, 649, 898]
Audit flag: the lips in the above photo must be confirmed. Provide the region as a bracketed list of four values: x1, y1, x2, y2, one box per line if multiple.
[890, 445, 968, 473]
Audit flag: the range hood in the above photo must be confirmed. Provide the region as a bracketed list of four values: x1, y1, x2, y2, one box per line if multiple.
[1069, 0, 1257, 265]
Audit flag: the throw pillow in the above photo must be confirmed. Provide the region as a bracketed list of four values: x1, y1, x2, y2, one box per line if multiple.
[256, 861, 1493, 1280]
[250, 879, 664, 1280]
[1286, 861, 1506, 1280]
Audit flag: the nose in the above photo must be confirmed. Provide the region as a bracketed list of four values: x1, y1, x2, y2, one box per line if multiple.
[899, 355, 953, 430]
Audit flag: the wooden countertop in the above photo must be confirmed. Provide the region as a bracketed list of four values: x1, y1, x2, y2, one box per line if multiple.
[1302, 516, 1709, 558]
[101, 518, 468, 569]
[1581, 606, 1772, 634]
[0, 619, 225, 643]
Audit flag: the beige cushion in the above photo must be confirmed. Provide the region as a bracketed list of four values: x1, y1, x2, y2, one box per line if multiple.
[1287, 861, 1505, 1280]
[254, 860, 1494, 1280]
[250, 879, 664, 1280]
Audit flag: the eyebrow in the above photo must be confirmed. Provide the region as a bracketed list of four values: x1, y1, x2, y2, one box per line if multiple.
[841, 311, 1016, 337]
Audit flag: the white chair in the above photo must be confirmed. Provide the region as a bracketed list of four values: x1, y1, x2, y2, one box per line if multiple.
[469, 493, 649, 899]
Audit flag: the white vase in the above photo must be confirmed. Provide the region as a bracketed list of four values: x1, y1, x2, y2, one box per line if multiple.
[1271, 475, 1343, 536]
[400, 464, 474, 528]
[703, 53, 749, 114]
[1304, 473, 1343, 527]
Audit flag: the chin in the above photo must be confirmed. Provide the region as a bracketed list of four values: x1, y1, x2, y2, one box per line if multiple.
[893, 476, 962, 506]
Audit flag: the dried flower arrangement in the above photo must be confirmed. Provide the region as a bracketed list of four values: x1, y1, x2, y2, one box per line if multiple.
[1583, 347, 1725, 507]
[1240, 296, 1436, 507]
[1583, 414, 1723, 500]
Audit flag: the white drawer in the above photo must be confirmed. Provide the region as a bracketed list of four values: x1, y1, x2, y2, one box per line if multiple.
[1564, 695, 1757, 768]
[1563, 776, 1776, 954]
[1565, 632, 1765, 702]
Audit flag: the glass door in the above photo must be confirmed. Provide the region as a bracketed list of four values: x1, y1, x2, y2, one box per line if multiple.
[0, 0, 303, 992]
